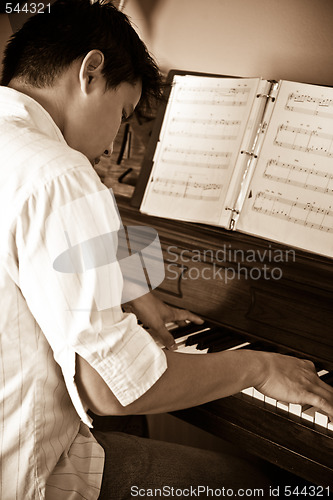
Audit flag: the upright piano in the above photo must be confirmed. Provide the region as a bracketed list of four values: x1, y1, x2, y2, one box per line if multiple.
[114, 193, 333, 489]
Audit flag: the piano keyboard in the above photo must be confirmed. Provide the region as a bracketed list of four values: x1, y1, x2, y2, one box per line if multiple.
[168, 322, 333, 433]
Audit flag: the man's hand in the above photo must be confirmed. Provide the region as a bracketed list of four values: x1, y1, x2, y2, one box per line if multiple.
[123, 292, 204, 350]
[254, 352, 333, 420]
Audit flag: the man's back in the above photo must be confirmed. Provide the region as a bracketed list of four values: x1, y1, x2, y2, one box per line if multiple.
[0, 86, 104, 500]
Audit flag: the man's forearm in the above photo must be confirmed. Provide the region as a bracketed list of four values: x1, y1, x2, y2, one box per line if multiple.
[76, 349, 265, 416]
[122, 349, 264, 415]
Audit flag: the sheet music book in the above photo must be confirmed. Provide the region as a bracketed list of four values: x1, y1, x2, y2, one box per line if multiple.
[134, 71, 333, 258]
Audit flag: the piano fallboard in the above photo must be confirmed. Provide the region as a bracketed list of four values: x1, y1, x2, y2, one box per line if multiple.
[117, 196, 333, 488]
[172, 394, 333, 488]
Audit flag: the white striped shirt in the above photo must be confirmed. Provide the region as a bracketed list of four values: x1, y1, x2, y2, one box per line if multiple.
[0, 86, 167, 500]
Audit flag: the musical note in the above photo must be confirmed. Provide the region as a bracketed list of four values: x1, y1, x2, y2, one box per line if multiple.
[285, 92, 333, 119]
[273, 123, 333, 158]
[160, 147, 232, 170]
[175, 84, 251, 106]
[263, 159, 333, 194]
[170, 117, 241, 127]
[168, 131, 238, 141]
[167, 117, 241, 142]
[252, 191, 333, 232]
[152, 175, 223, 202]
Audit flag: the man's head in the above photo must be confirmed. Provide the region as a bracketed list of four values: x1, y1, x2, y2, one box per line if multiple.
[1, 0, 162, 162]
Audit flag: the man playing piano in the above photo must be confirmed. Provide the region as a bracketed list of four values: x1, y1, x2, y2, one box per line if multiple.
[0, 1, 332, 498]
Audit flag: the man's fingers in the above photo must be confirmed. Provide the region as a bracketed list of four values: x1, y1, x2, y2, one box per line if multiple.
[149, 325, 177, 351]
[173, 309, 204, 325]
[300, 374, 333, 419]
[313, 381, 333, 416]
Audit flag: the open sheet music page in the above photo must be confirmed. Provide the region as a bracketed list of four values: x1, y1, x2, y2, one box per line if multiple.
[140, 75, 267, 226]
[237, 80, 333, 257]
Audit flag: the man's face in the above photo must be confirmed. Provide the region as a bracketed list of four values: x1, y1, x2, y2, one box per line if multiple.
[65, 79, 142, 164]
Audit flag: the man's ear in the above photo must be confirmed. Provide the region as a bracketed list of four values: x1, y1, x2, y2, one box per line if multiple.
[79, 50, 105, 95]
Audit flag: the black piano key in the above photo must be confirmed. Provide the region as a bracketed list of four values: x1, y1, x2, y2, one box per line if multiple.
[207, 334, 249, 353]
[171, 321, 211, 340]
[173, 322, 249, 353]
[194, 329, 242, 349]
[320, 371, 333, 386]
[239, 341, 279, 352]
[184, 326, 241, 347]
[185, 329, 215, 346]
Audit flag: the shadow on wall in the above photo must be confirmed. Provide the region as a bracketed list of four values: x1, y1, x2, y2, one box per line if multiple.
[134, 0, 164, 36]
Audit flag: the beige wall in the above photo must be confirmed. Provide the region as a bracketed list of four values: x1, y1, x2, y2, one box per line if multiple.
[1, 1, 333, 85]
[124, 0, 333, 86]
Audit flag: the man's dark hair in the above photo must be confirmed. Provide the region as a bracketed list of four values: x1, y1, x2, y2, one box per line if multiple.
[1, 0, 163, 108]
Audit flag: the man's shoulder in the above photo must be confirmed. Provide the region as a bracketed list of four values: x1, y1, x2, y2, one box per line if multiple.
[0, 114, 103, 222]
[0, 86, 91, 177]
[1, 114, 94, 187]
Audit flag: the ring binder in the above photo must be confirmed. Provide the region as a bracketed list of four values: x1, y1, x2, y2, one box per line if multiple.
[240, 150, 258, 158]
[225, 207, 240, 213]
[256, 93, 276, 101]
[225, 208, 240, 230]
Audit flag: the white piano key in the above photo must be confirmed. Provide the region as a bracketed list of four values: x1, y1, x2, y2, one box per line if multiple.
[175, 335, 191, 347]
[328, 421, 333, 431]
[252, 388, 265, 401]
[302, 406, 316, 422]
[314, 410, 329, 428]
[165, 322, 178, 330]
[289, 403, 302, 416]
[176, 344, 208, 354]
[242, 386, 254, 396]
[226, 341, 251, 351]
[277, 401, 289, 412]
[264, 396, 277, 407]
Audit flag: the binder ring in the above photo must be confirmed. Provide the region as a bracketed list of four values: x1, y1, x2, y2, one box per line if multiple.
[256, 93, 275, 101]
[241, 150, 257, 158]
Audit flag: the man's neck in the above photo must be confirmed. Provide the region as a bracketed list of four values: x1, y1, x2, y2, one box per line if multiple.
[8, 78, 65, 133]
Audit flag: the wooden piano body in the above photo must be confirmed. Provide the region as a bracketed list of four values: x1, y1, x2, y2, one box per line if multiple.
[117, 195, 333, 488]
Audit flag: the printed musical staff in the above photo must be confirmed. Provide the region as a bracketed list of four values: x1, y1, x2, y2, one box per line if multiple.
[170, 117, 241, 127]
[152, 175, 223, 202]
[263, 159, 333, 194]
[285, 92, 333, 120]
[252, 191, 333, 232]
[168, 117, 241, 141]
[168, 131, 238, 141]
[160, 147, 232, 169]
[174, 84, 251, 106]
[274, 123, 333, 158]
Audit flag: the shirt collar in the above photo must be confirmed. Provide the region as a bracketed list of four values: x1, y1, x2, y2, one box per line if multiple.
[0, 85, 66, 144]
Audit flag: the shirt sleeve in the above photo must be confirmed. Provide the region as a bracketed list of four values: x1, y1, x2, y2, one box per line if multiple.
[15, 162, 167, 425]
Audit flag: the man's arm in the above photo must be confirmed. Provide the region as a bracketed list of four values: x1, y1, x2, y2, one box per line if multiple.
[75, 349, 333, 419]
